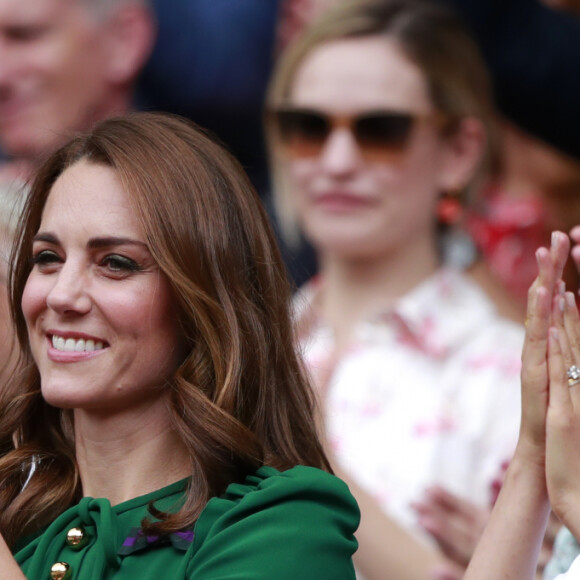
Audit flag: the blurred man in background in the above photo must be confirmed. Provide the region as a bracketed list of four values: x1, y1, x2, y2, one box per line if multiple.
[0, 0, 155, 180]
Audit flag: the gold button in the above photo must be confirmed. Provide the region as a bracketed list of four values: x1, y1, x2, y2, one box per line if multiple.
[66, 526, 87, 549]
[50, 562, 71, 580]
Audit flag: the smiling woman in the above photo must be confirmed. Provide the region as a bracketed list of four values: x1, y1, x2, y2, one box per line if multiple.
[22, 161, 181, 414]
[0, 112, 359, 579]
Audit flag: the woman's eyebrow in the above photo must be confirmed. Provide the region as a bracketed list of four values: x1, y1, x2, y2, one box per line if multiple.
[32, 232, 59, 245]
[32, 233, 148, 251]
[86, 237, 148, 250]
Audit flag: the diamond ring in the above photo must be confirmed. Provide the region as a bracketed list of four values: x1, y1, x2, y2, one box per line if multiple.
[567, 365, 580, 387]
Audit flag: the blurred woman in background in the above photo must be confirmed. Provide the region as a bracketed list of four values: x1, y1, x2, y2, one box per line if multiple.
[266, 0, 525, 577]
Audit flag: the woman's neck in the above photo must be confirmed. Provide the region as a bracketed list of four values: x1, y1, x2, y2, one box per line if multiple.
[317, 238, 440, 349]
[74, 401, 190, 505]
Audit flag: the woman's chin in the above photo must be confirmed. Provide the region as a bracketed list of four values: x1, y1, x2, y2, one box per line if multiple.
[40, 382, 90, 410]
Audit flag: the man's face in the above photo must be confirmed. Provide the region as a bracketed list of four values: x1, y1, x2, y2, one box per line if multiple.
[0, 0, 112, 160]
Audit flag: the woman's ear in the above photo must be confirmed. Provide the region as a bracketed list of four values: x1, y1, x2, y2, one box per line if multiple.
[437, 117, 487, 192]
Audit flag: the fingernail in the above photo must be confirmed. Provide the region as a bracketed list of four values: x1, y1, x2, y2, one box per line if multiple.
[552, 231, 559, 246]
[559, 280, 566, 295]
[551, 327, 559, 340]
[560, 296, 566, 312]
[567, 292, 576, 308]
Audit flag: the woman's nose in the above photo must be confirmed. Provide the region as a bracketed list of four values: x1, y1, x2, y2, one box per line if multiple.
[46, 263, 91, 315]
[318, 128, 364, 175]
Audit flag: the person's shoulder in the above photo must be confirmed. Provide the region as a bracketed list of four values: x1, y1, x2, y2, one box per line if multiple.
[188, 465, 359, 579]
[199, 464, 359, 529]
[444, 267, 524, 340]
[238, 464, 355, 498]
[257, 465, 359, 514]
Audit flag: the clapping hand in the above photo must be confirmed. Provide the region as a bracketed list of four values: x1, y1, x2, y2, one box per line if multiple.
[544, 231, 580, 538]
[518, 232, 570, 466]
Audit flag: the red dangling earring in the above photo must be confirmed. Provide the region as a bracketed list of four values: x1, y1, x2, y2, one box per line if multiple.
[436, 190, 463, 225]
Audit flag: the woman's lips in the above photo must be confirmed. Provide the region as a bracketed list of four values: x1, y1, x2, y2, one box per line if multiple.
[45, 332, 109, 363]
[313, 192, 375, 212]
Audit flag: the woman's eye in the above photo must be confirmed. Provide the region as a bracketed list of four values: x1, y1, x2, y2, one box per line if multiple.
[31, 249, 61, 268]
[102, 254, 141, 273]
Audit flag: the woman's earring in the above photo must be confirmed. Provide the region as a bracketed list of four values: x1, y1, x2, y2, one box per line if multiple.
[437, 188, 475, 269]
[436, 189, 463, 226]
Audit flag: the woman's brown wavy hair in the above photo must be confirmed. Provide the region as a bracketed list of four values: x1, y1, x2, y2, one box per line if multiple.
[0, 112, 330, 547]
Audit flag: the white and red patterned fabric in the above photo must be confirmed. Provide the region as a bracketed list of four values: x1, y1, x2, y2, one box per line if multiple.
[295, 267, 524, 539]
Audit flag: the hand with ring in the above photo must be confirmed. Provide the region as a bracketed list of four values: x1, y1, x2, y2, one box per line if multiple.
[545, 281, 580, 540]
[463, 231, 570, 580]
[519, 232, 570, 460]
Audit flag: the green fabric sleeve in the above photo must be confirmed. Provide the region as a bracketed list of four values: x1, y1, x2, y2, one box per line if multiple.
[187, 465, 360, 579]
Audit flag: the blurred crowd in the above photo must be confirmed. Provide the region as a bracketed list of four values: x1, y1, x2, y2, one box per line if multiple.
[1, 0, 580, 578]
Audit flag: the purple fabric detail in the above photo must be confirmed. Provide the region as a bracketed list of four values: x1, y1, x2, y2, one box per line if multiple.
[122, 536, 137, 548]
[118, 527, 194, 556]
[174, 531, 194, 542]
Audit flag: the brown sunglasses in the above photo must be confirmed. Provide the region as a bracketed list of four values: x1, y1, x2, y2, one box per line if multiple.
[270, 107, 444, 162]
